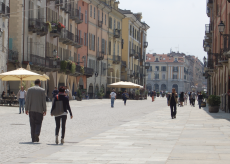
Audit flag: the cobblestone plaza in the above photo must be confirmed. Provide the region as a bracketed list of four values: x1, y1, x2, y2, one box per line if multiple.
[0, 98, 230, 164]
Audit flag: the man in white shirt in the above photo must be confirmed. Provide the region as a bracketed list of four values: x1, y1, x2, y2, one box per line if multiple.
[110, 89, 116, 108]
[65, 86, 70, 99]
[17, 86, 27, 114]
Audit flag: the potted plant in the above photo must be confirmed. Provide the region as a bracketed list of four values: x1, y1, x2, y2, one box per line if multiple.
[135, 90, 140, 100]
[98, 89, 105, 99]
[156, 92, 160, 97]
[162, 93, 165, 97]
[55, 56, 60, 60]
[60, 60, 67, 72]
[81, 66, 84, 74]
[76, 89, 83, 101]
[207, 95, 221, 113]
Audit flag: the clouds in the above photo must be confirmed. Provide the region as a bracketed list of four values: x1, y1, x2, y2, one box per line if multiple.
[119, 0, 209, 60]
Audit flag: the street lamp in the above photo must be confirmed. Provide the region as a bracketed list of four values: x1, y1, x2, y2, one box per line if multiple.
[53, 49, 57, 57]
[218, 21, 225, 33]
[205, 44, 210, 52]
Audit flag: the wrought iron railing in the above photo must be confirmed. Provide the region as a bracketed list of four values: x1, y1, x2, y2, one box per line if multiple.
[113, 55, 121, 64]
[8, 50, 19, 62]
[114, 29, 120, 38]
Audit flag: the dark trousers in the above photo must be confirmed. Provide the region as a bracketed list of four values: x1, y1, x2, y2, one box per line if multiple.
[124, 99, 127, 104]
[29, 112, 43, 140]
[55, 115, 67, 139]
[192, 99, 195, 106]
[170, 104, 177, 117]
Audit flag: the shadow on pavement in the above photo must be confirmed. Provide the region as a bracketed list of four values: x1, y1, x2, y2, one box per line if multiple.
[19, 142, 41, 145]
[202, 104, 230, 121]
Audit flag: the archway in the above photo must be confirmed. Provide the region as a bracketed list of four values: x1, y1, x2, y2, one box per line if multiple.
[172, 84, 178, 93]
[58, 75, 65, 88]
[146, 84, 152, 91]
[48, 73, 55, 98]
[88, 83, 93, 99]
[154, 84, 159, 92]
[161, 84, 167, 91]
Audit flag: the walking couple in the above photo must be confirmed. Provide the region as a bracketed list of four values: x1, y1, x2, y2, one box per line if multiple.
[25, 79, 73, 144]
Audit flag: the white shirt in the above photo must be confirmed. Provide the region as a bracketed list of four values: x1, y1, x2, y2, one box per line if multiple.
[65, 89, 69, 96]
[110, 92, 116, 98]
[19, 91, 25, 99]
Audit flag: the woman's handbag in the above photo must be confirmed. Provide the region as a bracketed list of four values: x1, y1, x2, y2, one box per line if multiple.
[51, 95, 64, 116]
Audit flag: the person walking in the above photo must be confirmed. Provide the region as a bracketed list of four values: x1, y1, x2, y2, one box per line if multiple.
[65, 86, 70, 99]
[189, 91, 192, 106]
[184, 93, 188, 105]
[17, 86, 27, 114]
[25, 79, 46, 142]
[168, 88, 178, 119]
[110, 89, 116, 108]
[180, 92, 184, 107]
[198, 92, 203, 109]
[191, 91, 196, 107]
[52, 87, 59, 104]
[151, 90, 154, 102]
[51, 86, 73, 144]
[122, 90, 129, 106]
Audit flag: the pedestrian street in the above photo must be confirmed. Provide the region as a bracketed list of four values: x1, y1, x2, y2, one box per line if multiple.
[1, 98, 230, 164]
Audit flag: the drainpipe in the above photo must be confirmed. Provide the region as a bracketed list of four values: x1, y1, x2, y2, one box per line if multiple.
[23, 0, 25, 63]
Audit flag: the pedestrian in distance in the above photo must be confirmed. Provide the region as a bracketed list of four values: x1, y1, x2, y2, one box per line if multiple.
[153, 90, 156, 100]
[198, 92, 203, 109]
[189, 91, 192, 106]
[168, 88, 178, 119]
[180, 92, 184, 107]
[191, 91, 196, 107]
[184, 93, 188, 105]
[151, 90, 154, 102]
[17, 86, 27, 114]
[110, 89, 116, 108]
[51, 86, 73, 144]
[52, 87, 59, 104]
[122, 90, 129, 106]
[25, 79, 46, 143]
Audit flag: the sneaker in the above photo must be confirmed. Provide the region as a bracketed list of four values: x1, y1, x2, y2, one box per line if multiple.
[174, 115, 176, 119]
[61, 138, 64, 144]
[55, 136, 58, 144]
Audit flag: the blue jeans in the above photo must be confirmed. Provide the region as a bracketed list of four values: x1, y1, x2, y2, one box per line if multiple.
[111, 98, 115, 107]
[198, 99, 202, 108]
[19, 98, 25, 113]
[124, 99, 127, 105]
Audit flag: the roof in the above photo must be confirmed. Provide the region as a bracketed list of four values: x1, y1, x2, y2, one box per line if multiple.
[146, 54, 184, 63]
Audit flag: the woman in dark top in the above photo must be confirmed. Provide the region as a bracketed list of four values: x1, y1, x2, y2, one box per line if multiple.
[122, 90, 129, 106]
[51, 86, 73, 144]
[198, 92, 203, 109]
[1, 91, 5, 98]
[180, 92, 184, 107]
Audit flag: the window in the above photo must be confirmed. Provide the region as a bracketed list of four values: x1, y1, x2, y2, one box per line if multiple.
[173, 66, 178, 72]
[184, 75, 186, 80]
[162, 74, 166, 80]
[130, 25, 132, 36]
[82, 2, 84, 6]
[105, 14, 106, 25]
[149, 66, 152, 72]
[84, 33, 85, 46]
[161, 66, 166, 71]
[114, 19, 116, 29]
[94, 7, 95, 19]
[78, 54, 80, 63]
[155, 58, 159, 62]
[113, 42, 115, 55]
[117, 21, 120, 29]
[90, 5, 92, 17]
[155, 66, 159, 71]
[109, 17, 112, 29]
[98, 10, 100, 20]
[85, 10, 87, 23]
[102, 12, 103, 23]
[174, 58, 178, 62]
[155, 74, 159, 79]
[173, 74, 177, 79]
[117, 44, 119, 56]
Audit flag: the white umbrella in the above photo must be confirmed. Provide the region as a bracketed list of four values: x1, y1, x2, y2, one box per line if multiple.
[107, 81, 141, 89]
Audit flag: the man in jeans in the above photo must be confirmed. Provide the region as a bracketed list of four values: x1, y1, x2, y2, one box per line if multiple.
[17, 86, 27, 114]
[110, 89, 116, 108]
[25, 79, 46, 142]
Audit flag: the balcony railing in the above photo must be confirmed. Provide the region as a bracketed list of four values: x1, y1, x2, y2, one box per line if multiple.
[97, 51, 104, 60]
[129, 49, 135, 57]
[50, 26, 62, 38]
[144, 42, 148, 48]
[121, 61, 126, 67]
[114, 29, 120, 38]
[75, 9, 83, 24]
[206, 7, 210, 17]
[207, 0, 213, 8]
[28, 18, 40, 33]
[98, 21, 102, 28]
[207, 58, 214, 69]
[134, 53, 140, 59]
[84, 67, 94, 77]
[59, 29, 74, 45]
[145, 62, 150, 69]
[37, 22, 48, 36]
[73, 35, 83, 48]
[30, 54, 45, 67]
[113, 55, 121, 64]
[8, 50, 19, 62]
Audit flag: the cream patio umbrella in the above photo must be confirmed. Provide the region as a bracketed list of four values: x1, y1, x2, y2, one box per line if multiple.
[107, 81, 140, 89]
[0, 68, 50, 85]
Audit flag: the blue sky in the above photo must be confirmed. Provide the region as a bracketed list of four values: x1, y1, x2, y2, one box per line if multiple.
[119, 0, 209, 61]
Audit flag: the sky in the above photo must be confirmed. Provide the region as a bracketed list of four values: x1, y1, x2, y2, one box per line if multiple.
[119, 0, 209, 61]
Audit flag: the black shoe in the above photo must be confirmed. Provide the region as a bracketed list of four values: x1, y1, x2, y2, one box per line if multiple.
[19, 113, 21, 114]
[174, 116, 176, 119]
[172, 117, 174, 119]
[35, 135, 39, 142]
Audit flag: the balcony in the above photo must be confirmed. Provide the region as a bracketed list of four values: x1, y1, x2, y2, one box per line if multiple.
[37, 22, 48, 36]
[98, 21, 102, 28]
[50, 26, 62, 38]
[0, 2, 5, 15]
[3, 5, 10, 18]
[205, 24, 212, 37]
[121, 61, 126, 67]
[134, 72, 139, 79]
[129, 49, 135, 57]
[30, 54, 46, 70]
[207, 58, 214, 69]
[84, 67, 94, 77]
[207, 7, 210, 17]
[114, 29, 120, 38]
[28, 18, 40, 33]
[207, 0, 213, 8]
[113, 55, 121, 64]
[97, 51, 104, 60]
[73, 35, 83, 48]
[145, 62, 150, 69]
[74, 9, 83, 24]
[8, 50, 19, 63]
[134, 53, 140, 59]
[59, 29, 74, 45]
[144, 42, 148, 48]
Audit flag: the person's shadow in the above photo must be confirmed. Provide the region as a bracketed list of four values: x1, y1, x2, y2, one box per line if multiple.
[19, 142, 41, 145]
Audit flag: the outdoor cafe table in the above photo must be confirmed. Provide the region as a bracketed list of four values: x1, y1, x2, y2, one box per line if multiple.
[1, 96, 18, 106]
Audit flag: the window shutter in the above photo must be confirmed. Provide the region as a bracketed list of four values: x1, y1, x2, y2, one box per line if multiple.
[105, 14, 106, 25]
[85, 10, 87, 23]
[94, 35, 95, 51]
[90, 5, 92, 17]
[105, 40, 107, 55]
[109, 41, 111, 55]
